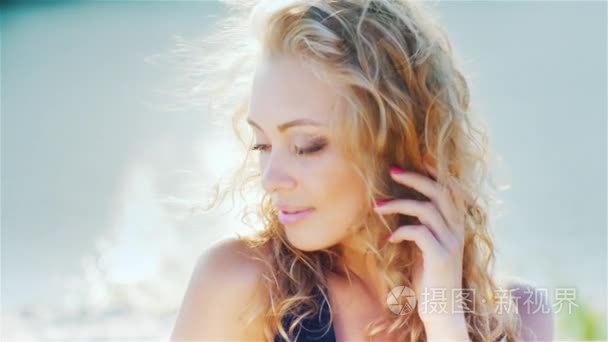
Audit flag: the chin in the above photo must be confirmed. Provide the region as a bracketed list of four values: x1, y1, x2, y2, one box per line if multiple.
[284, 227, 332, 252]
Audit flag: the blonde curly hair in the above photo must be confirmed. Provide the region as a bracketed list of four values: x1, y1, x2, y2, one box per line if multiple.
[163, 0, 523, 340]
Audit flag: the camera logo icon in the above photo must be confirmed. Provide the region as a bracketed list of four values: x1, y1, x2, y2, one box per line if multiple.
[386, 285, 417, 315]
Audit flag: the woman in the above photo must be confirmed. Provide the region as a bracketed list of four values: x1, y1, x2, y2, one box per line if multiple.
[170, 0, 554, 341]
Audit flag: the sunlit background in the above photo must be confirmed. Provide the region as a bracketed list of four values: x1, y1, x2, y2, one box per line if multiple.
[1, 0, 606, 340]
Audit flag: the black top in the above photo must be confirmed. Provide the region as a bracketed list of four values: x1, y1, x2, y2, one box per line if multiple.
[273, 286, 336, 342]
[272, 286, 508, 342]
[271, 287, 509, 341]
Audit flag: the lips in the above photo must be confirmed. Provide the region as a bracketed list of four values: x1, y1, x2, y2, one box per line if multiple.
[276, 205, 314, 213]
[277, 207, 315, 224]
[282, 209, 309, 214]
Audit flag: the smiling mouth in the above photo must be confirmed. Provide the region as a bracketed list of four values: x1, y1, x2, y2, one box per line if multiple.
[282, 209, 309, 214]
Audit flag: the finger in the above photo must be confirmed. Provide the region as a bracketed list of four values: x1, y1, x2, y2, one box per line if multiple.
[444, 176, 467, 235]
[422, 159, 438, 180]
[388, 224, 443, 257]
[374, 199, 454, 248]
[389, 167, 461, 232]
[423, 162, 467, 236]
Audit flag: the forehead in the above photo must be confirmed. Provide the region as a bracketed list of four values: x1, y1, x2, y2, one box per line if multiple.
[249, 55, 343, 124]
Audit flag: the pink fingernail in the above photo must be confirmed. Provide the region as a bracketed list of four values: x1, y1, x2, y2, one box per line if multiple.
[390, 166, 406, 174]
[374, 199, 390, 207]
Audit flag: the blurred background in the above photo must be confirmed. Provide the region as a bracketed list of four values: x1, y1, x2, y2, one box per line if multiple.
[1, 0, 606, 340]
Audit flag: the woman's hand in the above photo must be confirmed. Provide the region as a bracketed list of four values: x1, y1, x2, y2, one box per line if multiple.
[373, 164, 470, 341]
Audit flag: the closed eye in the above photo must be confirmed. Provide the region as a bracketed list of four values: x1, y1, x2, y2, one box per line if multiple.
[251, 139, 327, 156]
[251, 144, 270, 153]
[295, 141, 326, 155]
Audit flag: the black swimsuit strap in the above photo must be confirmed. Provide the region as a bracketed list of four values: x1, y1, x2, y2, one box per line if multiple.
[274, 285, 336, 342]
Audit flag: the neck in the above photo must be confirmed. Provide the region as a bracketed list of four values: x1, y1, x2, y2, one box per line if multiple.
[336, 232, 388, 305]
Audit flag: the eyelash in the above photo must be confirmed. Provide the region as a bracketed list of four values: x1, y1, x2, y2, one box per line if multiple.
[251, 140, 326, 156]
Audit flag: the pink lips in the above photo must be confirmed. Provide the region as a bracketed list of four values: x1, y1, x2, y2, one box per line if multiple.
[278, 208, 315, 224]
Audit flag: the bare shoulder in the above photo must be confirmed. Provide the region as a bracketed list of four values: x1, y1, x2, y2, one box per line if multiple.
[495, 273, 555, 341]
[170, 235, 270, 341]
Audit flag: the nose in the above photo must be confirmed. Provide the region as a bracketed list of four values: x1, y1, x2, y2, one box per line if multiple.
[260, 156, 297, 194]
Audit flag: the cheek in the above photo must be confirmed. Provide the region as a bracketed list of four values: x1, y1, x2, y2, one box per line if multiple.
[306, 154, 368, 234]
[283, 153, 368, 251]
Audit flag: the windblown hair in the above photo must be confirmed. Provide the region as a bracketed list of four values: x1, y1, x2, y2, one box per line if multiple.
[163, 0, 523, 340]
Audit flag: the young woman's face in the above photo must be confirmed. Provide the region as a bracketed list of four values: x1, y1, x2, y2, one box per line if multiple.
[248, 55, 368, 251]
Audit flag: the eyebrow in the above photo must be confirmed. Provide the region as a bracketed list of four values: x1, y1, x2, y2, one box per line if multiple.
[246, 117, 323, 133]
